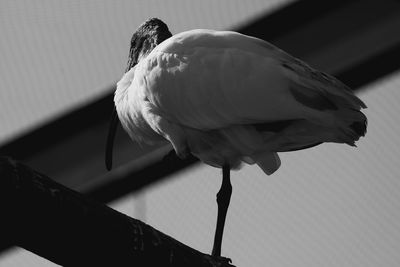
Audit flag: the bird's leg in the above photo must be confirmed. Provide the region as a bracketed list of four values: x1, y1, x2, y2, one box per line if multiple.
[212, 164, 232, 258]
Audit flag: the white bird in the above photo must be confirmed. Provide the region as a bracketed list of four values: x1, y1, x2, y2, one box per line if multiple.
[106, 18, 367, 261]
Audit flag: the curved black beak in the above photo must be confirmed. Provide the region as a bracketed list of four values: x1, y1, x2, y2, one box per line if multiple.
[105, 107, 119, 171]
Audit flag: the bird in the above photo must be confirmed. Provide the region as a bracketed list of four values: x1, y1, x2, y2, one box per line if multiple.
[105, 18, 367, 261]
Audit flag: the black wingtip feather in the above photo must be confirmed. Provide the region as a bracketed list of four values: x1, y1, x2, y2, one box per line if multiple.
[350, 119, 367, 137]
[349, 110, 367, 137]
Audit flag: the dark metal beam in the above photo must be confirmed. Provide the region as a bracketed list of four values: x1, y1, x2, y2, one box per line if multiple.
[238, 0, 353, 41]
[0, 157, 231, 266]
[337, 43, 400, 89]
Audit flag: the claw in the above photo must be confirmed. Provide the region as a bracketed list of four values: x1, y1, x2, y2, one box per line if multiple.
[203, 254, 234, 267]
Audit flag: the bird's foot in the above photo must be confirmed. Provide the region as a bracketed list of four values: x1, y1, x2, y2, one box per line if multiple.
[204, 254, 234, 267]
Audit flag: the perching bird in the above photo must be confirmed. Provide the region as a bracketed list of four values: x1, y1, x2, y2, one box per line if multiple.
[106, 18, 367, 260]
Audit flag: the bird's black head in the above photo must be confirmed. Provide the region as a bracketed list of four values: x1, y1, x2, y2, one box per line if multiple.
[105, 18, 172, 171]
[126, 18, 172, 72]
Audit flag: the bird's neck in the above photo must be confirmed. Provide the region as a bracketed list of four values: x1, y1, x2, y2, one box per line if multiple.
[114, 67, 164, 145]
[115, 66, 135, 104]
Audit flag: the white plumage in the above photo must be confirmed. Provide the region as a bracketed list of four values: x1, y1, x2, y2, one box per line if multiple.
[114, 27, 367, 175]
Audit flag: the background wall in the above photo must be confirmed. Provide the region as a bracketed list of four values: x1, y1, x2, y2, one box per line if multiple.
[1, 1, 400, 266]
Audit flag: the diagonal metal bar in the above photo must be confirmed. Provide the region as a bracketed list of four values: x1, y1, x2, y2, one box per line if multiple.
[0, 157, 232, 267]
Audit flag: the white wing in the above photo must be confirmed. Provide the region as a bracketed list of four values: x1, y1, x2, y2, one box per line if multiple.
[138, 29, 365, 129]
[120, 29, 366, 174]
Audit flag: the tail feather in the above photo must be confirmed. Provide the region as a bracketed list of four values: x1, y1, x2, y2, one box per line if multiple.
[350, 110, 367, 137]
[253, 152, 281, 175]
[327, 92, 367, 110]
[333, 108, 367, 146]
